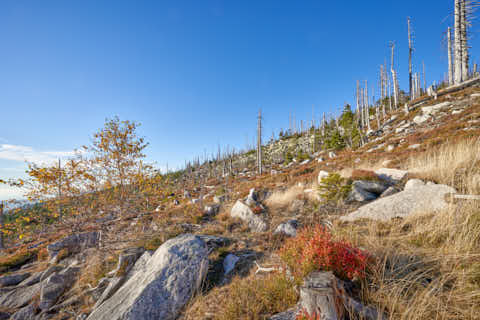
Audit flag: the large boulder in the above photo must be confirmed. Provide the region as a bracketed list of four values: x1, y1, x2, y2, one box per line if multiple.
[341, 179, 456, 222]
[230, 200, 268, 232]
[87, 234, 209, 320]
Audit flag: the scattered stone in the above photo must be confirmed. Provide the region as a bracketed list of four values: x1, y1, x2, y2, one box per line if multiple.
[408, 144, 421, 149]
[204, 204, 220, 216]
[86, 235, 209, 320]
[413, 114, 431, 124]
[386, 145, 395, 152]
[223, 254, 240, 275]
[341, 179, 456, 222]
[452, 110, 462, 115]
[317, 157, 325, 163]
[230, 201, 267, 232]
[300, 159, 311, 165]
[191, 198, 200, 204]
[328, 151, 336, 159]
[422, 101, 451, 115]
[274, 220, 298, 237]
[173, 199, 180, 205]
[184, 190, 191, 198]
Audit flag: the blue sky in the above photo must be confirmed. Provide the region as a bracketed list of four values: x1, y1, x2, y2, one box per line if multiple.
[0, 0, 473, 199]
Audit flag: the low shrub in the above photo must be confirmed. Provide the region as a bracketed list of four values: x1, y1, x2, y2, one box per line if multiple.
[279, 225, 369, 281]
[0, 249, 37, 273]
[317, 173, 351, 203]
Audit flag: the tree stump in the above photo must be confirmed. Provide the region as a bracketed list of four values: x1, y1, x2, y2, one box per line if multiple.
[299, 272, 343, 320]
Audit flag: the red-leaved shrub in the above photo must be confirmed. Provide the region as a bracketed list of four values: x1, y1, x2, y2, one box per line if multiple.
[279, 225, 369, 281]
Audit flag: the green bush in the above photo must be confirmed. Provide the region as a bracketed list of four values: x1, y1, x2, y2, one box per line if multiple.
[317, 173, 351, 203]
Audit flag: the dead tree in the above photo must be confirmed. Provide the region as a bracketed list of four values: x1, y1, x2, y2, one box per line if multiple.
[461, 0, 469, 80]
[448, 27, 454, 85]
[390, 42, 399, 108]
[356, 80, 361, 128]
[257, 109, 262, 175]
[455, 0, 463, 84]
[408, 17, 414, 100]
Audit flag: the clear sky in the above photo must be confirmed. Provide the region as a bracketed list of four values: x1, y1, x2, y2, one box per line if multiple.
[0, 0, 474, 200]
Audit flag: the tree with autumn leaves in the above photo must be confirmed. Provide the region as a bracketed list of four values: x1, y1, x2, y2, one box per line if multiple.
[1, 117, 153, 240]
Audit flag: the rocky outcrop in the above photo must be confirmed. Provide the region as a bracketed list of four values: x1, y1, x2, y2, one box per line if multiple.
[0, 273, 30, 287]
[87, 234, 209, 320]
[341, 179, 456, 222]
[47, 231, 101, 261]
[230, 200, 268, 232]
[39, 266, 80, 310]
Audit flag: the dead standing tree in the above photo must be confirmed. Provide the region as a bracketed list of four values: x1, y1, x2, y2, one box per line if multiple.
[390, 41, 400, 109]
[257, 109, 263, 175]
[408, 17, 414, 100]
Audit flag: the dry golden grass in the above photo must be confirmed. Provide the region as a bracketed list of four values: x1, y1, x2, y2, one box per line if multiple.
[265, 185, 304, 209]
[184, 272, 298, 320]
[408, 137, 480, 194]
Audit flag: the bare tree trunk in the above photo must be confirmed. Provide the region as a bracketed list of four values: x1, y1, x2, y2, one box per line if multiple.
[365, 81, 371, 131]
[356, 80, 361, 128]
[448, 27, 454, 85]
[390, 42, 399, 108]
[257, 109, 262, 175]
[461, 0, 469, 81]
[408, 17, 414, 100]
[455, 0, 463, 84]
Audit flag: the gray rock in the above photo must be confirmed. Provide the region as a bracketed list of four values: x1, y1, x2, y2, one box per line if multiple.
[87, 235, 209, 320]
[93, 277, 125, 309]
[269, 309, 298, 320]
[408, 144, 421, 149]
[347, 184, 377, 202]
[230, 200, 268, 232]
[204, 204, 220, 216]
[245, 188, 258, 206]
[11, 304, 37, 320]
[0, 282, 42, 308]
[374, 168, 408, 183]
[413, 114, 431, 124]
[422, 101, 451, 115]
[0, 272, 30, 287]
[47, 231, 100, 261]
[274, 220, 298, 237]
[223, 254, 240, 275]
[328, 151, 336, 158]
[379, 186, 400, 198]
[341, 179, 456, 222]
[39, 266, 80, 310]
[352, 180, 388, 195]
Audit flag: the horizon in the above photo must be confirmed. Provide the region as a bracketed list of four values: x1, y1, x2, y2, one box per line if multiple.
[0, 0, 474, 200]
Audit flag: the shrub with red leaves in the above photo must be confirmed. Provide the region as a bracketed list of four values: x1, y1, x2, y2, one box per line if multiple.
[252, 206, 263, 214]
[279, 225, 369, 281]
[295, 309, 321, 320]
